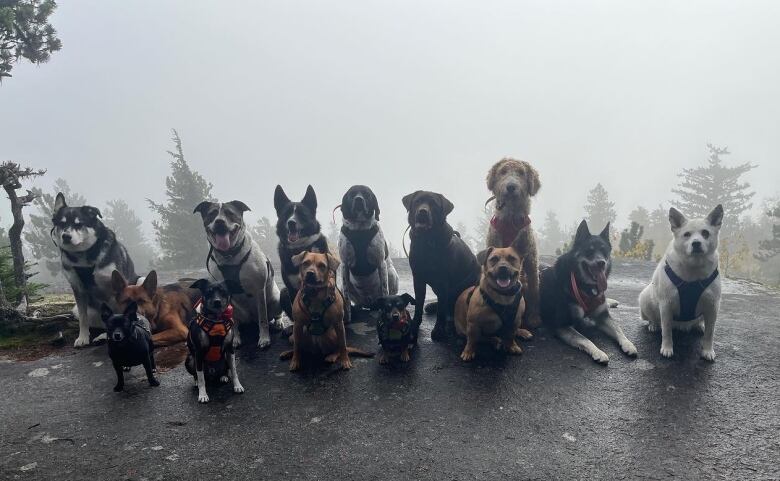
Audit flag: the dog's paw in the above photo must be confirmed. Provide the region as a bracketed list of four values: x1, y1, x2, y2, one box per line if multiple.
[460, 349, 476, 362]
[113, 384, 124, 392]
[289, 359, 301, 372]
[430, 325, 447, 342]
[621, 340, 638, 357]
[506, 342, 523, 355]
[591, 349, 609, 365]
[324, 352, 339, 363]
[516, 328, 533, 340]
[233, 383, 245, 394]
[660, 343, 674, 358]
[340, 358, 353, 370]
[197, 392, 210, 403]
[73, 335, 91, 348]
[647, 323, 659, 333]
[257, 338, 271, 350]
[219, 375, 229, 384]
[701, 349, 716, 362]
[400, 350, 411, 362]
[148, 377, 160, 387]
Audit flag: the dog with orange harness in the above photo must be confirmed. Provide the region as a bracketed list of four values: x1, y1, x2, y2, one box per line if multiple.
[185, 278, 244, 403]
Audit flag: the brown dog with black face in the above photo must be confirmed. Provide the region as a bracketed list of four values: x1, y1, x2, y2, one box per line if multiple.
[485, 158, 542, 329]
[280, 251, 373, 371]
[455, 246, 532, 361]
[112, 270, 197, 347]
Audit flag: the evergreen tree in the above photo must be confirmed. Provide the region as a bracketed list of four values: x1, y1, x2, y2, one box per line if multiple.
[250, 216, 278, 263]
[539, 210, 565, 254]
[103, 199, 156, 271]
[0, 0, 62, 81]
[672, 144, 756, 222]
[645, 204, 671, 256]
[147, 129, 214, 269]
[756, 202, 780, 261]
[24, 178, 86, 277]
[628, 206, 650, 230]
[584, 183, 616, 230]
[619, 222, 644, 253]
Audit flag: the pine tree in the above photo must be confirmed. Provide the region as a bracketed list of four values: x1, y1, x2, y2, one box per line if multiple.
[645, 205, 671, 257]
[628, 206, 650, 230]
[24, 179, 87, 277]
[104, 199, 156, 271]
[672, 144, 756, 222]
[756, 202, 780, 261]
[584, 183, 616, 231]
[250, 216, 278, 263]
[0, 0, 62, 81]
[539, 210, 565, 254]
[147, 129, 214, 269]
[619, 222, 644, 253]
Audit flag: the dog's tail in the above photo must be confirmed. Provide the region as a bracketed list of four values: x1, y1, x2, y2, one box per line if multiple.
[346, 347, 375, 358]
[423, 301, 438, 315]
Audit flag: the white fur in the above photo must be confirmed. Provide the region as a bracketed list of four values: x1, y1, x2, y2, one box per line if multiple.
[196, 370, 209, 403]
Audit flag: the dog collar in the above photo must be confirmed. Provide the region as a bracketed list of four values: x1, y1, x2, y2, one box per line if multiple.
[377, 310, 413, 348]
[570, 272, 605, 314]
[664, 262, 719, 322]
[490, 215, 531, 246]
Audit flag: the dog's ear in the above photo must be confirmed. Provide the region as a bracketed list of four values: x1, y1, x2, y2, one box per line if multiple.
[124, 301, 139, 321]
[189, 279, 210, 292]
[326, 253, 341, 272]
[111, 270, 128, 295]
[707, 204, 724, 228]
[435, 193, 455, 218]
[477, 247, 494, 267]
[370, 190, 380, 221]
[273, 185, 290, 213]
[522, 161, 541, 197]
[193, 201, 213, 216]
[84, 206, 102, 219]
[599, 223, 610, 245]
[224, 279, 242, 295]
[302, 185, 318, 212]
[227, 200, 251, 214]
[54, 192, 67, 212]
[668, 207, 687, 231]
[340, 189, 352, 219]
[486, 159, 503, 192]
[142, 271, 157, 298]
[100, 303, 114, 323]
[574, 219, 591, 244]
[400, 293, 416, 306]
[291, 251, 308, 267]
[401, 191, 420, 212]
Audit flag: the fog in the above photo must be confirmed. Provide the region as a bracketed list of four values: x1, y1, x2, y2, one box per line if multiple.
[2, 0, 779, 247]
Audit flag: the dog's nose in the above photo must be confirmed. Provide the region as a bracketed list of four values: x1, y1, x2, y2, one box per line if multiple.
[305, 271, 317, 283]
[61, 233, 72, 244]
[113, 333, 122, 341]
[354, 196, 365, 209]
[287, 219, 297, 230]
[391, 313, 401, 322]
[213, 299, 223, 309]
[506, 183, 518, 193]
[692, 241, 702, 251]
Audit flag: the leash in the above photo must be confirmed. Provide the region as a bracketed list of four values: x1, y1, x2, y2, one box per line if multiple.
[401, 225, 411, 258]
[332, 204, 342, 224]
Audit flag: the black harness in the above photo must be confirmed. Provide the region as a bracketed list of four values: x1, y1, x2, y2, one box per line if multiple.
[341, 225, 382, 276]
[664, 262, 719, 322]
[300, 292, 336, 336]
[206, 238, 252, 295]
[377, 310, 417, 351]
[466, 286, 524, 336]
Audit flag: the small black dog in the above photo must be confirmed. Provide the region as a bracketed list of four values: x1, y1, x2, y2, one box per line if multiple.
[373, 294, 417, 364]
[402, 190, 480, 341]
[100, 302, 159, 392]
[186, 278, 244, 404]
[539, 220, 637, 364]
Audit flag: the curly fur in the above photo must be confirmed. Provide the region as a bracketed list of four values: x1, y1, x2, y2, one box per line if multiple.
[485, 157, 542, 328]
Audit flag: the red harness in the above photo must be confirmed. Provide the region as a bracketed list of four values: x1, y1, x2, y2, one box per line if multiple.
[490, 215, 531, 246]
[570, 272, 605, 315]
[192, 300, 235, 362]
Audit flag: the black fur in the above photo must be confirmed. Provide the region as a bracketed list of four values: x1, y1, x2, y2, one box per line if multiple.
[373, 294, 418, 352]
[341, 185, 380, 222]
[101, 302, 158, 392]
[540, 220, 612, 329]
[402, 190, 480, 341]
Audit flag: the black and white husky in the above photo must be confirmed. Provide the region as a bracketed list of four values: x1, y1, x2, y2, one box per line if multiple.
[52, 193, 138, 348]
[338, 185, 398, 310]
[640, 205, 723, 361]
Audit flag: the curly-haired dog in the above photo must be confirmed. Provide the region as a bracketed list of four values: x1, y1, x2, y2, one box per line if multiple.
[485, 157, 542, 328]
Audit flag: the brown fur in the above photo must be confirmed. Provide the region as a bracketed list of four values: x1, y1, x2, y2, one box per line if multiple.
[280, 251, 372, 371]
[112, 270, 196, 347]
[455, 246, 531, 361]
[485, 157, 542, 328]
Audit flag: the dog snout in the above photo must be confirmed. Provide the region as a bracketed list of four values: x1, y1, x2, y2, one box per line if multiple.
[691, 240, 703, 252]
[212, 298, 223, 310]
[391, 311, 401, 322]
[287, 219, 298, 231]
[506, 182, 518, 194]
[416, 208, 430, 221]
[497, 265, 512, 277]
[304, 270, 318, 283]
[61, 233, 72, 244]
[112, 332, 123, 341]
[353, 195, 366, 211]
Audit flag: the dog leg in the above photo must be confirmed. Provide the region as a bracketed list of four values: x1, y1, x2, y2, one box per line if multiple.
[288, 323, 303, 372]
[196, 358, 209, 403]
[412, 277, 428, 333]
[659, 305, 675, 358]
[400, 347, 411, 363]
[112, 360, 125, 392]
[431, 284, 449, 341]
[594, 309, 637, 357]
[143, 354, 160, 387]
[341, 264, 353, 322]
[336, 320, 352, 370]
[503, 336, 523, 355]
[700, 306, 718, 362]
[73, 296, 92, 348]
[460, 324, 479, 362]
[377, 348, 388, 365]
[256, 288, 272, 350]
[151, 325, 188, 347]
[379, 260, 389, 297]
[556, 326, 609, 364]
[227, 353, 245, 393]
[515, 328, 533, 340]
[523, 256, 542, 329]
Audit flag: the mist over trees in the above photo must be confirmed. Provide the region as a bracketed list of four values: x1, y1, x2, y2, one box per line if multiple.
[103, 199, 155, 271]
[538, 210, 566, 255]
[147, 130, 214, 270]
[0, 0, 62, 81]
[584, 183, 616, 231]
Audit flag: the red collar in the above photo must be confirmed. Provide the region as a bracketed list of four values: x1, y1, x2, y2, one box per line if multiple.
[490, 215, 531, 246]
[193, 299, 234, 322]
[570, 272, 605, 314]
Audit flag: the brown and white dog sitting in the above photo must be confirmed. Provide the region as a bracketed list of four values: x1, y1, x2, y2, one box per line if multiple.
[455, 246, 532, 361]
[112, 270, 197, 347]
[280, 251, 373, 371]
[485, 157, 542, 328]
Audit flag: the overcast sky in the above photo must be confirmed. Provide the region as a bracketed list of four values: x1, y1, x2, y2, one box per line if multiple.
[2, 0, 779, 247]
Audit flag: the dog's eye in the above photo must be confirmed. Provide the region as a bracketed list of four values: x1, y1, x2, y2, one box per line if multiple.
[506, 255, 517, 264]
[317, 262, 327, 270]
[683, 232, 691, 238]
[701, 230, 710, 239]
[489, 256, 499, 265]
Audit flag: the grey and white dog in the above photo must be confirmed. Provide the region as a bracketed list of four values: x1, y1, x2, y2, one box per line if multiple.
[338, 185, 398, 310]
[640, 205, 723, 361]
[194, 200, 289, 349]
[52, 193, 138, 348]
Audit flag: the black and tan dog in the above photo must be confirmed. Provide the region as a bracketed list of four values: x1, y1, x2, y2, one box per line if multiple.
[402, 190, 480, 341]
[485, 158, 542, 328]
[100, 302, 159, 392]
[280, 251, 373, 371]
[373, 294, 418, 364]
[455, 246, 532, 361]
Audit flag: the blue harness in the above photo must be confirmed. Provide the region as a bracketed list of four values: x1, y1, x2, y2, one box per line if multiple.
[664, 262, 719, 321]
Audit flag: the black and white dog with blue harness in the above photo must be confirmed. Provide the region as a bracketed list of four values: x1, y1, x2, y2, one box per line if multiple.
[640, 205, 724, 361]
[337, 185, 399, 313]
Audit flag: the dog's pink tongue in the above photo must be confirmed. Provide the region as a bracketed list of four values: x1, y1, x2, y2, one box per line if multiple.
[215, 233, 231, 251]
[596, 271, 608, 293]
[497, 277, 512, 289]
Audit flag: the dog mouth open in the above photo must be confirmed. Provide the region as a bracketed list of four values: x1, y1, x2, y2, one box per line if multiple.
[212, 226, 239, 251]
[492, 267, 518, 291]
[583, 261, 608, 292]
[414, 209, 432, 229]
[288, 225, 300, 243]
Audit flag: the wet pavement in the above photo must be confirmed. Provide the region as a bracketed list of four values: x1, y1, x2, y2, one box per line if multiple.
[1, 259, 778, 480]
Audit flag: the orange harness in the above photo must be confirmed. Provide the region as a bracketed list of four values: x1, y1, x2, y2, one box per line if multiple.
[191, 300, 235, 362]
